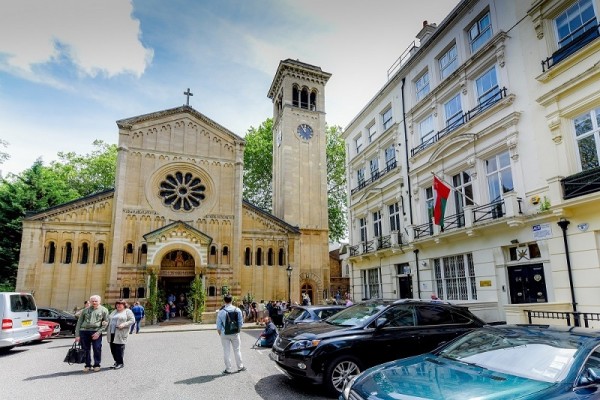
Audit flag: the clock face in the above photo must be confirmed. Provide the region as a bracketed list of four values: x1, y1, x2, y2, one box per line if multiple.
[297, 124, 313, 140]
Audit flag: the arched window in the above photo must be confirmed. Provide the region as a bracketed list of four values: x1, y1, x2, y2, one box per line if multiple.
[121, 288, 130, 299]
[278, 248, 285, 266]
[310, 90, 317, 110]
[300, 87, 309, 109]
[256, 248, 263, 266]
[80, 243, 89, 264]
[127, 243, 134, 253]
[292, 85, 300, 107]
[64, 242, 73, 264]
[124, 243, 134, 263]
[267, 248, 274, 266]
[209, 245, 217, 264]
[137, 287, 145, 298]
[139, 244, 147, 265]
[96, 243, 105, 265]
[244, 248, 251, 266]
[46, 241, 56, 264]
[208, 286, 216, 296]
[222, 246, 229, 264]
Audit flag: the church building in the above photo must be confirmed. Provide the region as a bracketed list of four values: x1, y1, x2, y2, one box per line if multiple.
[15, 59, 332, 316]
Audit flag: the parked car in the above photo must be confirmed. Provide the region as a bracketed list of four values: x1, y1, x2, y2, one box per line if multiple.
[270, 299, 485, 396]
[37, 320, 60, 340]
[340, 324, 600, 400]
[37, 307, 78, 335]
[0, 292, 40, 352]
[283, 305, 345, 328]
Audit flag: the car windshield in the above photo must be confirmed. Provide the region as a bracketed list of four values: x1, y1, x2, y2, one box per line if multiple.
[287, 308, 306, 320]
[439, 329, 578, 383]
[325, 302, 389, 327]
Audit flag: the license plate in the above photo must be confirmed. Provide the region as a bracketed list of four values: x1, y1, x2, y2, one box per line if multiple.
[21, 320, 32, 327]
[269, 352, 283, 362]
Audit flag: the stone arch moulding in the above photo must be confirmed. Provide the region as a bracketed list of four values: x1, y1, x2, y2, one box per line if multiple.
[145, 241, 206, 276]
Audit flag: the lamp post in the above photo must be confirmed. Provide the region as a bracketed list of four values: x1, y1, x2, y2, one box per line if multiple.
[286, 264, 293, 305]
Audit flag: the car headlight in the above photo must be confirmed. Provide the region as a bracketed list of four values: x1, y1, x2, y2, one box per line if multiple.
[341, 375, 358, 400]
[289, 339, 321, 350]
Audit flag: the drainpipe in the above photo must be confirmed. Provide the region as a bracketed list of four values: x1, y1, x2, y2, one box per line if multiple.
[414, 249, 421, 299]
[401, 78, 413, 226]
[557, 219, 578, 324]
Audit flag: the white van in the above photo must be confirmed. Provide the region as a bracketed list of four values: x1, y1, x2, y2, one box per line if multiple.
[0, 292, 40, 351]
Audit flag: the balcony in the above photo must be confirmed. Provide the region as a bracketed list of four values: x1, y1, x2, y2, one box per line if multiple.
[542, 19, 599, 72]
[349, 232, 407, 258]
[562, 167, 600, 199]
[351, 159, 398, 195]
[411, 87, 508, 157]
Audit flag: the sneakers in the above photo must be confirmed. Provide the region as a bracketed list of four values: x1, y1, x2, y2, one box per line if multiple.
[93, 366, 101, 372]
[238, 367, 247, 372]
[114, 364, 124, 370]
[222, 369, 233, 374]
[83, 367, 90, 372]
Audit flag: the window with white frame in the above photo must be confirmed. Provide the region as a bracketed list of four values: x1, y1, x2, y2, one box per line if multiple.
[370, 158, 379, 179]
[389, 202, 401, 232]
[433, 253, 477, 300]
[439, 43, 458, 80]
[485, 151, 513, 202]
[555, 0, 596, 48]
[373, 210, 382, 237]
[355, 135, 364, 154]
[469, 12, 492, 53]
[573, 106, 600, 171]
[415, 71, 430, 101]
[419, 114, 435, 143]
[475, 66, 499, 108]
[452, 171, 474, 216]
[385, 146, 396, 169]
[382, 108, 393, 130]
[425, 186, 434, 223]
[444, 94, 463, 129]
[368, 122, 377, 143]
[357, 167, 365, 186]
[359, 217, 367, 242]
[362, 268, 382, 299]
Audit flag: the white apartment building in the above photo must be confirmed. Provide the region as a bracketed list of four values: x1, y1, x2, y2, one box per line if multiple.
[342, 0, 600, 326]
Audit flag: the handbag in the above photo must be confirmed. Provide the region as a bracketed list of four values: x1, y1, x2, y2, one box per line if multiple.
[64, 341, 86, 364]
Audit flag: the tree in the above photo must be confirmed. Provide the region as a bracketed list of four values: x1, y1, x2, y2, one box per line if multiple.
[0, 139, 9, 167]
[187, 275, 206, 323]
[242, 119, 347, 241]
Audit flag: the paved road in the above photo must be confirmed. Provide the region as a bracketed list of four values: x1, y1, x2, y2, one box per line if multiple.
[0, 329, 333, 400]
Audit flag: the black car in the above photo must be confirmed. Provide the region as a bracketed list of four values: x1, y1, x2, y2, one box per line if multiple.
[283, 305, 345, 328]
[270, 299, 485, 396]
[37, 307, 78, 335]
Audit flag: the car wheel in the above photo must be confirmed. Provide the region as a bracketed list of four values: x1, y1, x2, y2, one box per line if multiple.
[324, 355, 362, 396]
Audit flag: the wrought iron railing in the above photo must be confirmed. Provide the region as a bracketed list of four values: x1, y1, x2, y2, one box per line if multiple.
[562, 167, 600, 199]
[440, 212, 465, 232]
[542, 19, 599, 72]
[411, 87, 508, 157]
[472, 200, 505, 223]
[349, 245, 360, 257]
[525, 309, 600, 328]
[377, 235, 391, 250]
[362, 240, 374, 254]
[351, 159, 399, 195]
[414, 222, 433, 239]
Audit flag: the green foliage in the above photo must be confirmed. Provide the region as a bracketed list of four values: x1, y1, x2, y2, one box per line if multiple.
[0, 141, 117, 286]
[0, 139, 9, 166]
[242, 119, 348, 241]
[540, 196, 551, 212]
[145, 272, 159, 324]
[243, 119, 273, 212]
[0, 280, 15, 292]
[187, 275, 206, 323]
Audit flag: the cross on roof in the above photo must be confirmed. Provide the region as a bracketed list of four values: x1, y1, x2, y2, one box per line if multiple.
[183, 88, 193, 106]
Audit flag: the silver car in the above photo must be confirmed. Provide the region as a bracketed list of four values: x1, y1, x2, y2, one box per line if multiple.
[0, 292, 40, 351]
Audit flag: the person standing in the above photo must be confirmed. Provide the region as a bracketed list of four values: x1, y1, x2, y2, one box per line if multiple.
[129, 301, 145, 334]
[75, 295, 109, 372]
[216, 294, 245, 374]
[106, 300, 135, 370]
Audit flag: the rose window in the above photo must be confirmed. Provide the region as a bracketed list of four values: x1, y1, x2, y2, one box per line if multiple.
[159, 171, 206, 211]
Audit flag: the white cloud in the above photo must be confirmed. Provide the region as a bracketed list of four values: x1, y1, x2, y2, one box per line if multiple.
[0, 0, 153, 79]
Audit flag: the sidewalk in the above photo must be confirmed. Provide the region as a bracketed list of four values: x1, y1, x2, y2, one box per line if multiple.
[138, 321, 264, 334]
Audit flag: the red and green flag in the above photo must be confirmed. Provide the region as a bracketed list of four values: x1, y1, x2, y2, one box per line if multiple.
[433, 175, 451, 227]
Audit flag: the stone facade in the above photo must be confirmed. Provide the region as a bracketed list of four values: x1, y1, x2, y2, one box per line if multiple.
[16, 60, 331, 314]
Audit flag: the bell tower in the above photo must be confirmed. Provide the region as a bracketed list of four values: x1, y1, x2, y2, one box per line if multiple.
[268, 59, 331, 304]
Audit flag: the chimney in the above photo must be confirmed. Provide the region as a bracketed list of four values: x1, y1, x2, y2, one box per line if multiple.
[416, 20, 437, 44]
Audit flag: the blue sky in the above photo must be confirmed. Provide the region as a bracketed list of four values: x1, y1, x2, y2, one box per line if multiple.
[0, 0, 459, 176]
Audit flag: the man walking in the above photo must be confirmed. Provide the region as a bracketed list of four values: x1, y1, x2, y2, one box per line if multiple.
[75, 294, 109, 372]
[129, 301, 145, 334]
[216, 294, 245, 374]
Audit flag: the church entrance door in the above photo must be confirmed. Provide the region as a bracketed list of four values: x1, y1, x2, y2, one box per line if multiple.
[158, 249, 196, 320]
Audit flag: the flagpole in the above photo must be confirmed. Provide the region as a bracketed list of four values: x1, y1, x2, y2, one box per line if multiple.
[431, 171, 479, 206]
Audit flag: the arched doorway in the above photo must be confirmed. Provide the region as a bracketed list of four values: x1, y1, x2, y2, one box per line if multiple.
[301, 283, 314, 305]
[159, 250, 195, 318]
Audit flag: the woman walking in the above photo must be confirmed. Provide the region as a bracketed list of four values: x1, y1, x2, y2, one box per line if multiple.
[106, 299, 135, 370]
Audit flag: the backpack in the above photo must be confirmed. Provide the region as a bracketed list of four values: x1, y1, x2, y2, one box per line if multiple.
[223, 308, 240, 335]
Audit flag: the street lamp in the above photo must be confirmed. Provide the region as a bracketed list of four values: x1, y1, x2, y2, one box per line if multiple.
[286, 264, 293, 305]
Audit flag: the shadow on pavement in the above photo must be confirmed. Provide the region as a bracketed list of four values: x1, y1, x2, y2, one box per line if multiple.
[254, 374, 335, 399]
[175, 373, 227, 385]
[24, 369, 101, 380]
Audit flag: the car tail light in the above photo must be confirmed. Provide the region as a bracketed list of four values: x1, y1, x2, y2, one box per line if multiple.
[2, 319, 13, 330]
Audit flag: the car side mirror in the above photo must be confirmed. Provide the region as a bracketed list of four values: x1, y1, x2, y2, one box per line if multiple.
[580, 368, 600, 386]
[375, 318, 388, 330]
